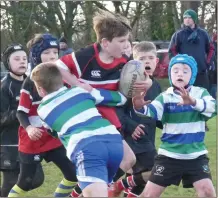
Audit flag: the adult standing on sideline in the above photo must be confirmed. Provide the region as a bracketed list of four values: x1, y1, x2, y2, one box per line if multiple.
[59, 36, 73, 57]
[168, 9, 215, 91]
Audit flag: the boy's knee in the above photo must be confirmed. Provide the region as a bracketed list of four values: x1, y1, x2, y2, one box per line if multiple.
[196, 183, 215, 197]
[31, 173, 44, 189]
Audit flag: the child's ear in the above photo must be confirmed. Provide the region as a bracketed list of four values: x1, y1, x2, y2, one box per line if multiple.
[101, 38, 109, 48]
[156, 57, 159, 64]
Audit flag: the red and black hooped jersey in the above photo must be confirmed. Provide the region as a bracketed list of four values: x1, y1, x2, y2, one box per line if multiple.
[56, 43, 128, 128]
[17, 76, 62, 154]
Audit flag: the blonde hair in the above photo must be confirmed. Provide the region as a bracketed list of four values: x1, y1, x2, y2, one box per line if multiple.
[93, 9, 132, 42]
[31, 62, 63, 93]
[26, 33, 44, 51]
[133, 41, 157, 59]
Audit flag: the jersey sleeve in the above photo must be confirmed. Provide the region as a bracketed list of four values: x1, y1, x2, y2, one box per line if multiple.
[134, 93, 165, 121]
[17, 78, 33, 113]
[90, 88, 127, 106]
[56, 52, 82, 78]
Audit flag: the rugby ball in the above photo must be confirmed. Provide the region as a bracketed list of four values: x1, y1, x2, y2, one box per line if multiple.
[119, 60, 146, 98]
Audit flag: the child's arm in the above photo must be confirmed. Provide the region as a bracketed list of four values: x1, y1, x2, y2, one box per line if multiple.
[90, 88, 127, 106]
[17, 78, 43, 141]
[177, 87, 217, 118]
[132, 92, 164, 121]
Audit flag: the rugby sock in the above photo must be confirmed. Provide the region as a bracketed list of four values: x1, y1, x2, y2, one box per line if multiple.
[128, 185, 146, 197]
[70, 183, 82, 197]
[54, 178, 75, 197]
[113, 168, 125, 182]
[116, 174, 145, 191]
[8, 184, 27, 197]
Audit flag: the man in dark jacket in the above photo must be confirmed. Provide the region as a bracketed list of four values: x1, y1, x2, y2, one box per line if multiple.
[168, 9, 215, 91]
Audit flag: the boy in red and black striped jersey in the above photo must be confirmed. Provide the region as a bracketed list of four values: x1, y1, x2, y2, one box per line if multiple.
[56, 10, 153, 197]
[8, 34, 77, 198]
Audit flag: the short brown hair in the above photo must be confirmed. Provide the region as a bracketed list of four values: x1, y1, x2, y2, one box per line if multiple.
[133, 41, 157, 59]
[93, 9, 132, 42]
[31, 62, 63, 93]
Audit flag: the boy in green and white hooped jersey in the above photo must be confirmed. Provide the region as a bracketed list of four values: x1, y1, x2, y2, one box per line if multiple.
[133, 54, 217, 197]
[30, 62, 126, 197]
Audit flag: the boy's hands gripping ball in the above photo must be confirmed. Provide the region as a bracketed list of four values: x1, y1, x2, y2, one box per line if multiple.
[119, 60, 148, 98]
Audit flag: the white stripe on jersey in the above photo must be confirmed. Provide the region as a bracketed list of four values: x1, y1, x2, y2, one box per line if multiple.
[72, 52, 82, 77]
[79, 78, 119, 85]
[56, 59, 70, 71]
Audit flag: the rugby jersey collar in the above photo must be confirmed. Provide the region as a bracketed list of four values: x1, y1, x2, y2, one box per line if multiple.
[166, 86, 192, 95]
[42, 86, 67, 102]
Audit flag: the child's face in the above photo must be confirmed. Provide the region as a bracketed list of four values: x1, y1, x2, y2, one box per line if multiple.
[9, 51, 28, 75]
[134, 51, 159, 76]
[171, 63, 192, 88]
[123, 41, 132, 58]
[34, 82, 47, 97]
[103, 33, 130, 58]
[41, 48, 59, 63]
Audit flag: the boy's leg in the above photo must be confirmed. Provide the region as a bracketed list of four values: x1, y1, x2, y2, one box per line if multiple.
[8, 163, 43, 197]
[193, 179, 216, 197]
[111, 140, 136, 194]
[8, 152, 44, 197]
[1, 169, 19, 197]
[119, 140, 136, 173]
[140, 181, 166, 197]
[82, 183, 108, 197]
[113, 150, 156, 196]
[43, 145, 77, 197]
[182, 155, 216, 197]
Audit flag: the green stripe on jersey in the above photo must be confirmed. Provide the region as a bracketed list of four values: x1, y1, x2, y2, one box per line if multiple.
[160, 141, 206, 154]
[60, 118, 111, 136]
[162, 111, 204, 124]
[52, 100, 96, 131]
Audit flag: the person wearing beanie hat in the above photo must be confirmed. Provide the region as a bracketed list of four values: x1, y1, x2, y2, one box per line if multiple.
[1, 43, 44, 197]
[183, 9, 198, 25]
[58, 36, 73, 57]
[8, 33, 78, 198]
[132, 54, 217, 198]
[169, 8, 215, 93]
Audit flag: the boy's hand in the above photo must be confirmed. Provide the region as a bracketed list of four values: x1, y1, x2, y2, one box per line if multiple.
[133, 71, 152, 93]
[177, 87, 196, 106]
[132, 124, 145, 140]
[132, 92, 151, 110]
[26, 126, 43, 141]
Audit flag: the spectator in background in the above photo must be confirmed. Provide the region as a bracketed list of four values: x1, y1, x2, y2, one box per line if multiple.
[168, 9, 215, 92]
[58, 36, 73, 57]
[209, 32, 217, 99]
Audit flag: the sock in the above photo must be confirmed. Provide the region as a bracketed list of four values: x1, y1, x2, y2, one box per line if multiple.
[54, 178, 75, 197]
[8, 184, 27, 197]
[123, 187, 132, 197]
[70, 183, 82, 197]
[116, 175, 136, 192]
[129, 185, 145, 197]
[113, 168, 125, 182]
[117, 173, 145, 191]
